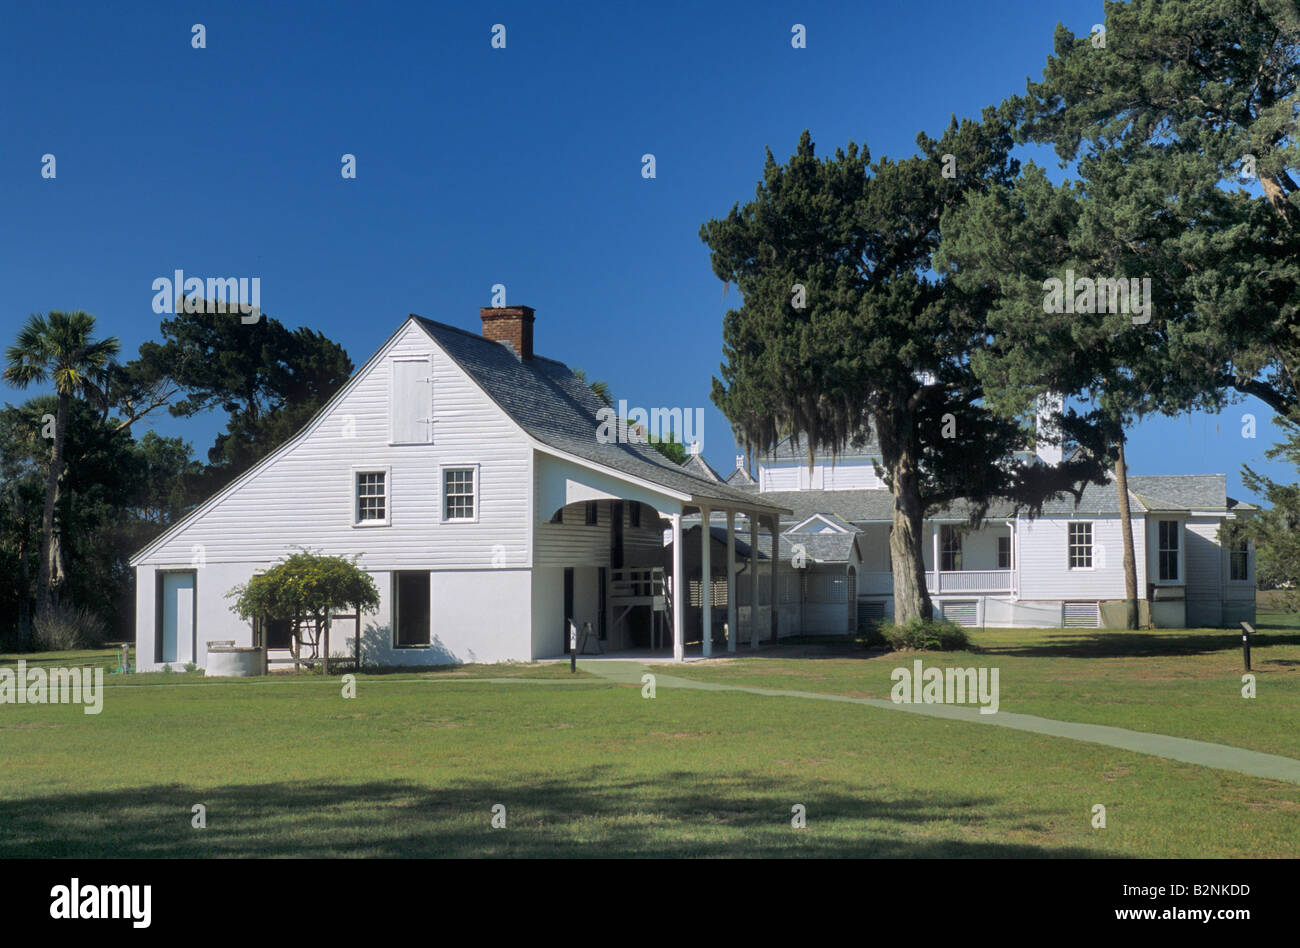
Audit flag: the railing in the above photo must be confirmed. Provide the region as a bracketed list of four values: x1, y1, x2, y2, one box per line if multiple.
[932, 569, 1012, 593]
[857, 569, 1013, 595]
[610, 567, 665, 602]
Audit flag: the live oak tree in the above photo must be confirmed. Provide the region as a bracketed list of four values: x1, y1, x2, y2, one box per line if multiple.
[938, 0, 1300, 627]
[131, 309, 354, 493]
[1007, 0, 1300, 417]
[701, 125, 1107, 622]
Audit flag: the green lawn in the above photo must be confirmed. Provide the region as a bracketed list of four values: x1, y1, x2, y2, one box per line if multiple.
[1, 617, 1297, 858]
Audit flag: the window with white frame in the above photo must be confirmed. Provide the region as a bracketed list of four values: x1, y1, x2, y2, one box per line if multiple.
[940, 525, 962, 571]
[1158, 520, 1180, 581]
[1230, 537, 1250, 582]
[997, 535, 1012, 570]
[442, 467, 476, 521]
[355, 471, 387, 524]
[1068, 522, 1093, 569]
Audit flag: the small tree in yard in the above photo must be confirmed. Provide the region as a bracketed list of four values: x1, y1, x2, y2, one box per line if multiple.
[228, 551, 379, 673]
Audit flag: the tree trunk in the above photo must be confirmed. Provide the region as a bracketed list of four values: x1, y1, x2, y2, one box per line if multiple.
[36, 392, 70, 610]
[1114, 437, 1140, 630]
[888, 441, 934, 624]
[322, 610, 330, 676]
[16, 532, 31, 649]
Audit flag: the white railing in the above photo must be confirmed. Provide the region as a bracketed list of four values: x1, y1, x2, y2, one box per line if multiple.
[857, 569, 1013, 595]
[930, 569, 1012, 593]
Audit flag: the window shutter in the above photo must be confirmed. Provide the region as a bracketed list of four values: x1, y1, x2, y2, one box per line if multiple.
[391, 358, 432, 444]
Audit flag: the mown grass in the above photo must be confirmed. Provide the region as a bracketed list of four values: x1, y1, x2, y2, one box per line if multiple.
[0, 618, 1296, 858]
[664, 616, 1300, 759]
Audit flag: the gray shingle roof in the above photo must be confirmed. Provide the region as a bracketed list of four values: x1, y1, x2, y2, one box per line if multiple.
[681, 454, 723, 482]
[780, 532, 860, 564]
[788, 511, 861, 533]
[413, 317, 789, 515]
[1127, 475, 1227, 511]
[724, 466, 758, 488]
[755, 489, 1021, 525]
[669, 525, 858, 565]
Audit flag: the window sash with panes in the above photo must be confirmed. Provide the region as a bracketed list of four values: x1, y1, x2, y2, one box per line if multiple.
[940, 526, 962, 572]
[997, 535, 1012, 570]
[1068, 522, 1092, 568]
[1230, 538, 1249, 581]
[356, 472, 386, 522]
[1158, 520, 1180, 581]
[585, 501, 598, 525]
[443, 468, 475, 521]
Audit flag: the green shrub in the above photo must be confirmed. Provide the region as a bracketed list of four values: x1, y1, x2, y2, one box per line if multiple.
[32, 603, 106, 651]
[858, 621, 888, 649]
[879, 618, 969, 651]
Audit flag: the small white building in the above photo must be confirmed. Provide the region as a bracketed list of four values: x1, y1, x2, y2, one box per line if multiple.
[130, 307, 791, 670]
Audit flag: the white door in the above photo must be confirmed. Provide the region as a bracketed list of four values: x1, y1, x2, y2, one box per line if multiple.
[161, 572, 195, 664]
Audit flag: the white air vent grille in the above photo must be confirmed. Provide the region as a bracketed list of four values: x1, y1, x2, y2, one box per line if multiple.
[1064, 601, 1101, 627]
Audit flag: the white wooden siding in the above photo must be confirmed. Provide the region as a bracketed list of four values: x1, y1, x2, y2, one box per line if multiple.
[1184, 518, 1223, 604]
[134, 320, 533, 571]
[1016, 515, 1146, 600]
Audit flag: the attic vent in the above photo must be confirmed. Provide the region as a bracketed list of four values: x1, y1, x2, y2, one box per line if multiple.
[941, 600, 978, 627]
[1063, 601, 1100, 628]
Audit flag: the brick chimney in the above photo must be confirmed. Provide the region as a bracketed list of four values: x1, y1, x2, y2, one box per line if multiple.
[480, 305, 535, 361]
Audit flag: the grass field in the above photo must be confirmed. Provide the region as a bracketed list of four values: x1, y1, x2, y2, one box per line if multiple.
[1, 614, 1297, 858]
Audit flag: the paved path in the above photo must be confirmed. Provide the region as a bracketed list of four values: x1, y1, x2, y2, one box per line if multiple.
[579, 660, 1300, 786]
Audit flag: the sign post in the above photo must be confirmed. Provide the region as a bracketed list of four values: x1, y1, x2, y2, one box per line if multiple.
[1240, 621, 1253, 672]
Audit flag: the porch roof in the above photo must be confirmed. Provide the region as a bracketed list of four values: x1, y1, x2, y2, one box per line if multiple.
[414, 316, 790, 516]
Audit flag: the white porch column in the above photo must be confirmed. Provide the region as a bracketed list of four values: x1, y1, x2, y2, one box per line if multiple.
[931, 522, 941, 595]
[750, 514, 760, 647]
[700, 505, 712, 658]
[1008, 520, 1018, 601]
[726, 509, 737, 653]
[671, 513, 684, 663]
[769, 515, 779, 643]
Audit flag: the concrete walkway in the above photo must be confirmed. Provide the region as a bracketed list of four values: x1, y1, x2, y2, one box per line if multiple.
[579, 660, 1300, 786]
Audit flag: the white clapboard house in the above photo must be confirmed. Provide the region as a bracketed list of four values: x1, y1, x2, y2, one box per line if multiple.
[718, 432, 1258, 631]
[130, 306, 793, 670]
[131, 306, 1258, 671]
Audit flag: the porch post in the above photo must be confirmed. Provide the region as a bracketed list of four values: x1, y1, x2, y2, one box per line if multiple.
[769, 515, 779, 643]
[1008, 520, 1017, 601]
[726, 509, 737, 653]
[932, 522, 941, 594]
[700, 505, 712, 658]
[750, 513, 760, 647]
[671, 513, 685, 662]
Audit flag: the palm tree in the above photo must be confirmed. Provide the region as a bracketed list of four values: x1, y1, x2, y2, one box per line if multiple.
[4, 312, 119, 611]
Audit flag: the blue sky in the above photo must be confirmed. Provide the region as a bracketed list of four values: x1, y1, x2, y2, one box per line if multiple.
[0, 0, 1289, 503]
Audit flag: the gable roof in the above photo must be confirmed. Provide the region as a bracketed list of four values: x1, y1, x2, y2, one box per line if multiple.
[787, 512, 860, 534]
[412, 317, 789, 515]
[680, 453, 724, 482]
[671, 524, 860, 565]
[725, 466, 758, 488]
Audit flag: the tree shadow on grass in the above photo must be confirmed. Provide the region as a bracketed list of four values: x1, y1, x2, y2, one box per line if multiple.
[0, 768, 1102, 859]
[978, 630, 1300, 660]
